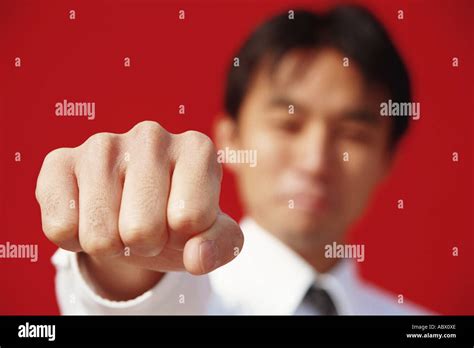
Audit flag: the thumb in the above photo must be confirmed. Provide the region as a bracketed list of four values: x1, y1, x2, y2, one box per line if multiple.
[182, 212, 244, 275]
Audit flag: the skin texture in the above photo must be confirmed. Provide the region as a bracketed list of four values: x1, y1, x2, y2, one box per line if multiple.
[36, 122, 244, 300]
[36, 48, 393, 300]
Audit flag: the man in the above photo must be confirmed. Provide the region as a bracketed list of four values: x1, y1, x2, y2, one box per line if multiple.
[36, 6, 428, 314]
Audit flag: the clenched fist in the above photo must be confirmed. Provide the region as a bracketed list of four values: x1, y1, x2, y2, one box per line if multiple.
[36, 121, 244, 279]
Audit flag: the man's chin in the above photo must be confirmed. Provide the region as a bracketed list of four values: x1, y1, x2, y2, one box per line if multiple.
[271, 208, 333, 240]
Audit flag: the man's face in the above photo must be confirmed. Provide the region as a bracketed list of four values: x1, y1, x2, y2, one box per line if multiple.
[222, 48, 393, 249]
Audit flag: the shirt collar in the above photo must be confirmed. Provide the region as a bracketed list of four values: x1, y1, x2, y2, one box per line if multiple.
[210, 217, 356, 314]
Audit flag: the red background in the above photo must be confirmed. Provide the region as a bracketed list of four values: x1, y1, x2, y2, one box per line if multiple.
[0, 0, 472, 315]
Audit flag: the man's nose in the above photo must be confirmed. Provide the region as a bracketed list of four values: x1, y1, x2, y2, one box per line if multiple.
[294, 124, 334, 178]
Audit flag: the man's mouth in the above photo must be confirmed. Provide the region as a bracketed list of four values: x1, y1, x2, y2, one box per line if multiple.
[278, 191, 332, 214]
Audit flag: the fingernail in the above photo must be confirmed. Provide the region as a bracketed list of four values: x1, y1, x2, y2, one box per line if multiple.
[199, 240, 218, 273]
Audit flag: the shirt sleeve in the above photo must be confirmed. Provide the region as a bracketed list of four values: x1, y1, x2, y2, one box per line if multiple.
[51, 249, 212, 315]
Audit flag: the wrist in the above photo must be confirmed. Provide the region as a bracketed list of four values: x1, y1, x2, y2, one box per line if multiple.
[78, 252, 164, 301]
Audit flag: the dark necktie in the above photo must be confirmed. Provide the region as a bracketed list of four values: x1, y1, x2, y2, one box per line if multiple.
[304, 284, 339, 315]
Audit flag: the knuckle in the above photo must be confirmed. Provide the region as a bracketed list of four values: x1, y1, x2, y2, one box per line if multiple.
[75, 134, 121, 180]
[168, 207, 213, 233]
[180, 131, 221, 177]
[129, 121, 170, 152]
[43, 147, 71, 166]
[183, 131, 219, 167]
[77, 133, 118, 171]
[85, 132, 117, 152]
[120, 223, 166, 247]
[43, 221, 77, 245]
[133, 120, 163, 133]
[182, 131, 215, 152]
[81, 235, 121, 256]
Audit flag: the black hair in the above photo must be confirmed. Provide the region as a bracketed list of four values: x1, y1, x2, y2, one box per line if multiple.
[224, 5, 411, 147]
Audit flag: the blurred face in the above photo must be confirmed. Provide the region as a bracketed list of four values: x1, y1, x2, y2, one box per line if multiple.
[217, 48, 393, 251]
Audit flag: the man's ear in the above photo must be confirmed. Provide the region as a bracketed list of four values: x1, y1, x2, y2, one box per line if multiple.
[214, 114, 240, 173]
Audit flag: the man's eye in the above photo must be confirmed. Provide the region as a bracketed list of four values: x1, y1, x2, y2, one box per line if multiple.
[339, 126, 372, 142]
[273, 119, 301, 133]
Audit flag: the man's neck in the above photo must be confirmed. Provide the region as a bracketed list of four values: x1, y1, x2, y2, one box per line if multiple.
[249, 216, 346, 274]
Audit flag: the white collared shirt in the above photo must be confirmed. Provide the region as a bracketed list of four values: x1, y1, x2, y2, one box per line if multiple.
[52, 217, 430, 315]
